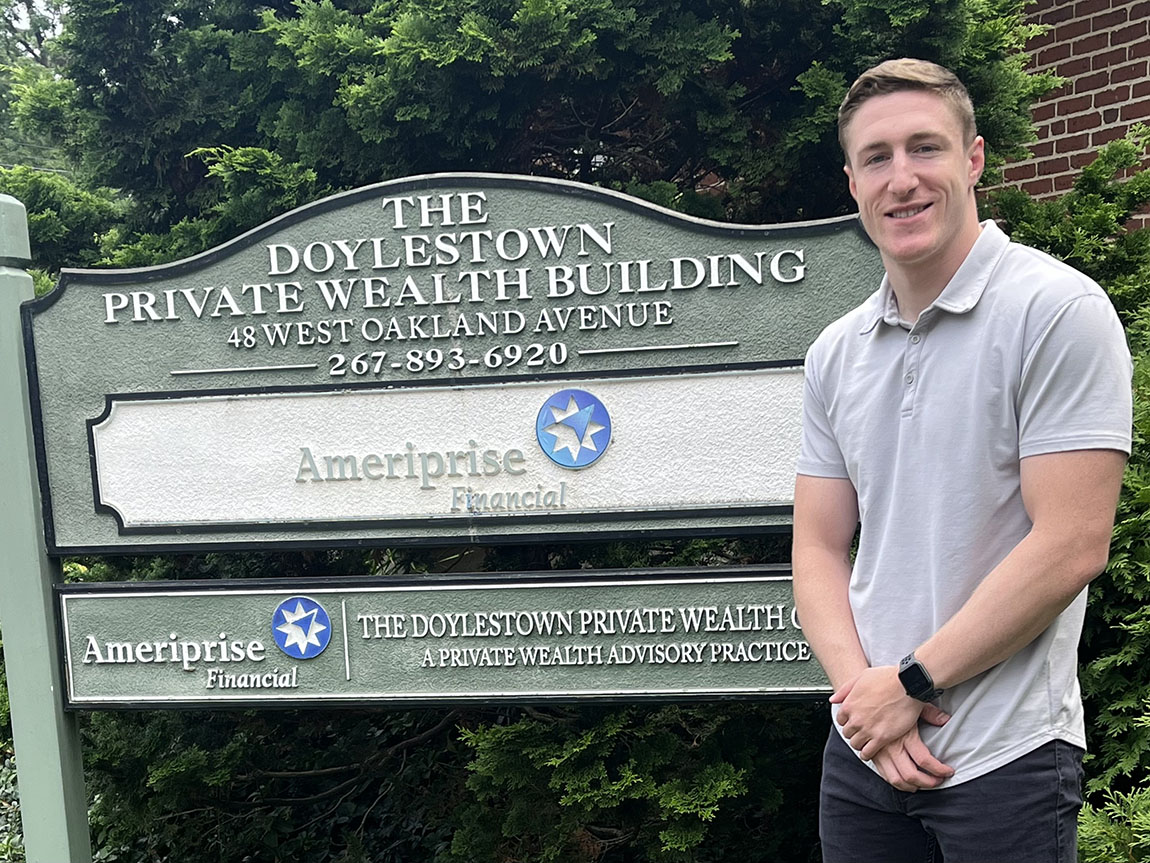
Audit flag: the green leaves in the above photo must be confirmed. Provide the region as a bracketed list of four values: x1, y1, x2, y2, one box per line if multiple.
[454, 702, 821, 861]
[6, 0, 1051, 235]
[1079, 788, 1150, 862]
[0, 165, 120, 269]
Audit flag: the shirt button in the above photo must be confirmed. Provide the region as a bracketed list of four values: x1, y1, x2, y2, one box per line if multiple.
[905, 373, 915, 385]
[911, 334, 921, 344]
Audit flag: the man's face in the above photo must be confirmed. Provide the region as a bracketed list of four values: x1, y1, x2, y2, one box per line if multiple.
[842, 90, 984, 275]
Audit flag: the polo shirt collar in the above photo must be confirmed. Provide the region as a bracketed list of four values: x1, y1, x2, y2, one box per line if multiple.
[858, 220, 1010, 334]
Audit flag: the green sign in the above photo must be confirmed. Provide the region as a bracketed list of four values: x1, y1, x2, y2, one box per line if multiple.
[25, 174, 881, 553]
[58, 567, 828, 706]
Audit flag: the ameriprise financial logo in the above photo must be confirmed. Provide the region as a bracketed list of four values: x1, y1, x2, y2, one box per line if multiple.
[536, 389, 612, 469]
[272, 596, 332, 660]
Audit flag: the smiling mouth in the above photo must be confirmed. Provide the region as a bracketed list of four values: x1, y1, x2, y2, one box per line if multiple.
[888, 203, 931, 219]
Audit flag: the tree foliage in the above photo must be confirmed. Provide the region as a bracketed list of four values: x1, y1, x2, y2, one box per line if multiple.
[0, 0, 69, 173]
[1, 0, 63, 66]
[1079, 787, 1150, 863]
[9, 0, 1054, 239]
[0, 165, 120, 268]
[451, 702, 824, 862]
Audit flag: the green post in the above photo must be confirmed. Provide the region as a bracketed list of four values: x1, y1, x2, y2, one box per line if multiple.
[0, 195, 92, 862]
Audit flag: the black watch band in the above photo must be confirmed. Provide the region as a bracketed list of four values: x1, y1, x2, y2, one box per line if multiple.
[898, 652, 943, 702]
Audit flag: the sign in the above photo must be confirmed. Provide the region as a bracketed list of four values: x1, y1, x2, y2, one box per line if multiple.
[24, 174, 882, 553]
[57, 567, 828, 707]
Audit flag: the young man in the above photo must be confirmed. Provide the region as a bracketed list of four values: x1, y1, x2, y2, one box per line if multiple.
[792, 58, 1132, 862]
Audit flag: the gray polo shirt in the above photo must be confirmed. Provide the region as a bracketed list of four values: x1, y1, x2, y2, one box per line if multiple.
[797, 220, 1132, 786]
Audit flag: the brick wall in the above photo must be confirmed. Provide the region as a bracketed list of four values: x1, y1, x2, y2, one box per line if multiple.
[999, 0, 1150, 222]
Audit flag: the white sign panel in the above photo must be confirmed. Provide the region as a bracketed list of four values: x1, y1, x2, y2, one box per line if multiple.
[89, 369, 802, 533]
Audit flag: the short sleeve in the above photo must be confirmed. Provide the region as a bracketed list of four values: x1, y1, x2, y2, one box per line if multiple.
[796, 342, 852, 478]
[1018, 293, 1132, 459]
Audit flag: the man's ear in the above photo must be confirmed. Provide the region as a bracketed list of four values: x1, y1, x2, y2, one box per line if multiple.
[844, 162, 858, 202]
[968, 136, 985, 188]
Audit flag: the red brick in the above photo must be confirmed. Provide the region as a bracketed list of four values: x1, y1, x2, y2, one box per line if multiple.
[1039, 156, 1071, 174]
[1028, 30, 1056, 50]
[1005, 163, 1038, 181]
[1093, 47, 1129, 67]
[1095, 84, 1131, 105]
[1058, 18, 1093, 39]
[1076, 0, 1110, 16]
[1054, 173, 1077, 191]
[1111, 20, 1149, 44]
[1058, 94, 1094, 113]
[1103, 107, 1121, 122]
[1074, 32, 1110, 53]
[1075, 71, 1111, 91]
[1024, 178, 1055, 195]
[1135, 79, 1150, 96]
[1056, 57, 1092, 77]
[1121, 99, 1150, 119]
[1131, 0, 1150, 18]
[1033, 103, 1058, 121]
[1068, 111, 1104, 131]
[1094, 126, 1127, 146]
[1071, 151, 1097, 168]
[1032, 141, 1056, 156]
[1041, 4, 1077, 23]
[1039, 43, 1074, 65]
[1110, 60, 1148, 81]
[1036, 123, 1051, 139]
[1056, 133, 1091, 152]
[1130, 37, 1150, 58]
[1092, 8, 1129, 29]
[1050, 119, 1068, 135]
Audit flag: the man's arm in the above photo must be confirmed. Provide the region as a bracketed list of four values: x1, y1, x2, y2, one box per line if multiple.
[793, 474, 953, 790]
[834, 448, 1126, 760]
[917, 448, 1125, 686]
[791, 474, 866, 690]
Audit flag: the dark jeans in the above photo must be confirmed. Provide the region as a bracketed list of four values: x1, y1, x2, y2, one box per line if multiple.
[819, 730, 1083, 863]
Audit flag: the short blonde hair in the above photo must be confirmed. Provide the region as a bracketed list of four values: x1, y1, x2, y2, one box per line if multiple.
[838, 58, 976, 159]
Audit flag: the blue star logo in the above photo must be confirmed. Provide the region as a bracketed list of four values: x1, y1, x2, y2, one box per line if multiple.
[536, 389, 611, 469]
[272, 596, 332, 660]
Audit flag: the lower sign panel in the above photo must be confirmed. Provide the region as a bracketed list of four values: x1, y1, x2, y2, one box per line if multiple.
[57, 567, 829, 707]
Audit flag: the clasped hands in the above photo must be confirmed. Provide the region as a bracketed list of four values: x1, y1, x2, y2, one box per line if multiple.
[832, 665, 955, 792]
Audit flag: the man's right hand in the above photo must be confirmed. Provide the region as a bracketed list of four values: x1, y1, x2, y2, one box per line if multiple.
[871, 720, 954, 792]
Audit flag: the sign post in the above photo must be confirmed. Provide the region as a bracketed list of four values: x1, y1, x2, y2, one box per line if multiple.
[0, 195, 93, 863]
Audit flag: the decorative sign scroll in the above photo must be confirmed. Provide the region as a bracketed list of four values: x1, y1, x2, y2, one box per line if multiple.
[57, 567, 828, 707]
[25, 174, 882, 553]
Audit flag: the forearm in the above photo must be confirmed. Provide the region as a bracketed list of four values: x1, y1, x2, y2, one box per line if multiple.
[793, 546, 868, 690]
[915, 449, 1125, 690]
[915, 525, 1109, 690]
[828, 528, 1092, 763]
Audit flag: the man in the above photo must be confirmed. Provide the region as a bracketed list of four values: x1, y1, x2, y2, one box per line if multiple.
[792, 58, 1132, 862]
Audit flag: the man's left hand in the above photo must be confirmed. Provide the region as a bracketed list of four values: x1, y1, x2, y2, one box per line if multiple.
[832, 666, 949, 760]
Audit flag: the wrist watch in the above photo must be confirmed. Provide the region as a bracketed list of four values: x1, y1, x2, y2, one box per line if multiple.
[898, 652, 943, 702]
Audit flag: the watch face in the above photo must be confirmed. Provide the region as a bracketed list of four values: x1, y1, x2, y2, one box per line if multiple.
[899, 662, 932, 696]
